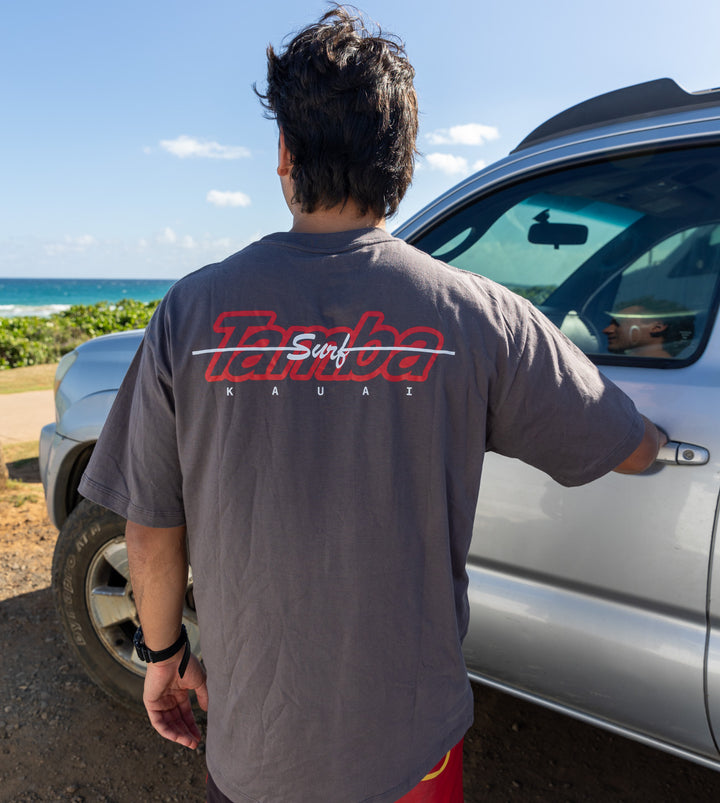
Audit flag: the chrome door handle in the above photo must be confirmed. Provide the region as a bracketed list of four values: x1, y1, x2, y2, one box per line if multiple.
[656, 441, 709, 466]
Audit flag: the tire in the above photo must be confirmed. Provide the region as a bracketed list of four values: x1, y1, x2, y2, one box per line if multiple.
[51, 498, 200, 712]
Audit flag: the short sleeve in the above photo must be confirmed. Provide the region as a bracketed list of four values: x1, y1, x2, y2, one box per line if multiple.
[78, 303, 186, 526]
[486, 298, 645, 487]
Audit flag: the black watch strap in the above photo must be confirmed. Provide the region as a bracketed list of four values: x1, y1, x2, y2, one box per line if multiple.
[134, 624, 191, 678]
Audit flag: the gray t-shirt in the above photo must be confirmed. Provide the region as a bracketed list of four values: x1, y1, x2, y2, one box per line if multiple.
[80, 228, 644, 803]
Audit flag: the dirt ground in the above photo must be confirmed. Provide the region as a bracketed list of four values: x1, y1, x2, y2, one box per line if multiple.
[4, 460, 720, 801]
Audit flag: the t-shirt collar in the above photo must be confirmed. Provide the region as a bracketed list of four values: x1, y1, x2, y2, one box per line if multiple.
[261, 227, 395, 254]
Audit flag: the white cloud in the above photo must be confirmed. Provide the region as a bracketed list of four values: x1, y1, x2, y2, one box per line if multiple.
[160, 135, 251, 160]
[1, 231, 260, 279]
[207, 189, 252, 208]
[472, 159, 487, 172]
[425, 153, 470, 176]
[44, 234, 96, 256]
[153, 228, 246, 255]
[426, 123, 500, 146]
[157, 227, 177, 244]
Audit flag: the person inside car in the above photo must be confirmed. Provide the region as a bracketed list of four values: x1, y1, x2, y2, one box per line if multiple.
[603, 299, 695, 358]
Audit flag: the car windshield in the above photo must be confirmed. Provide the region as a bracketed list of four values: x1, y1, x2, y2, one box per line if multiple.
[412, 146, 720, 365]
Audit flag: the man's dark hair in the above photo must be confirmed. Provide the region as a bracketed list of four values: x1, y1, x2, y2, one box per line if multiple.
[256, 5, 418, 219]
[616, 296, 696, 356]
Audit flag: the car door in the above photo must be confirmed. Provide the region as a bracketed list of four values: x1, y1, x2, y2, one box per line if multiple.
[410, 143, 720, 760]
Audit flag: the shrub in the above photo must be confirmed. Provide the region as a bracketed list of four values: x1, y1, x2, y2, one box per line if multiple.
[0, 299, 159, 369]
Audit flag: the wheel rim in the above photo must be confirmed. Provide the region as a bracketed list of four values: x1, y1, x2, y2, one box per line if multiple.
[85, 536, 200, 675]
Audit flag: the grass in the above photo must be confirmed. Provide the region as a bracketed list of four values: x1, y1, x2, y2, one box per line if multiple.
[5, 482, 40, 505]
[1, 442, 41, 497]
[0, 363, 57, 394]
[0, 474, 41, 509]
[3, 441, 40, 462]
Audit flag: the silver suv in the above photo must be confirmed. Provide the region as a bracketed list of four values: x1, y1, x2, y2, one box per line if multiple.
[41, 78, 720, 772]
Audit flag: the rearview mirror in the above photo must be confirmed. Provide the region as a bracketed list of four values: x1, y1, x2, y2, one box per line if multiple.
[528, 221, 589, 249]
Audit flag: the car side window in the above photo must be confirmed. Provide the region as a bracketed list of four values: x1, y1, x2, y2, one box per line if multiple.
[412, 147, 720, 366]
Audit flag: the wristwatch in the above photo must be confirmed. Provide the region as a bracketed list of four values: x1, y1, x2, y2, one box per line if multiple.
[134, 624, 191, 678]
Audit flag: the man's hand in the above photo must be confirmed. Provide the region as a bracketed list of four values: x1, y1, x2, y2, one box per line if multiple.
[143, 652, 209, 750]
[613, 415, 668, 474]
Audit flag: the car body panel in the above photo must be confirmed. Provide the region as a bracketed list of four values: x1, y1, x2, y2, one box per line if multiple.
[395, 96, 720, 766]
[459, 350, 720, 753]
[54, 329, 143, 433]
[465, 560, 712, 754]
[39, 423, 87, 529]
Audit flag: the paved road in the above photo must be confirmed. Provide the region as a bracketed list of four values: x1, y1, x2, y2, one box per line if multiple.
[0, 389, 54, 445]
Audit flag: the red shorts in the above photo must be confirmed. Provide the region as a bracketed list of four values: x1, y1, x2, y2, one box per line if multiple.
[206, 739, 464, 803]
[396, 739, 464, 803]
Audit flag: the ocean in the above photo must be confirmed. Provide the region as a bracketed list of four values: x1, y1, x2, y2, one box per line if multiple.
[0, 278, 177, 317]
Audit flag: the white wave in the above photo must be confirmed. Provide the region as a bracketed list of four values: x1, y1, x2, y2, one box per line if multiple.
[0, 303, 71, 319]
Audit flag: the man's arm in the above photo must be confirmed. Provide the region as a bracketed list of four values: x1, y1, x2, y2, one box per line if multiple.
[613, 415, 668, 475]
[125, 520, 208, 749]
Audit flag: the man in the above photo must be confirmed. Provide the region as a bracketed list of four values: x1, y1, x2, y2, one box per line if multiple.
[79, 8, 666, 802]
[603, 299, 695, 358]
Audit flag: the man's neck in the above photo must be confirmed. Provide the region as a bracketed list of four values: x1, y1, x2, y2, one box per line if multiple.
[289, 199, 385, 234]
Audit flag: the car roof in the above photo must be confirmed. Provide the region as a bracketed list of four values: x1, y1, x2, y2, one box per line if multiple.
[513, 78, 720, 153]
[395, 78, 720, 242]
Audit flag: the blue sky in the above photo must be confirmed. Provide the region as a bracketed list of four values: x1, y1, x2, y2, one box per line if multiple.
[3, 0, 719, 278]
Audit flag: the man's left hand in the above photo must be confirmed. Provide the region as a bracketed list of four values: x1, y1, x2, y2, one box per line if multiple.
[143, 653, 209, 749]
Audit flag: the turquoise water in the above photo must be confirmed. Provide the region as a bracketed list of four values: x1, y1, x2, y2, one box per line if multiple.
[0, 278, 176, 317]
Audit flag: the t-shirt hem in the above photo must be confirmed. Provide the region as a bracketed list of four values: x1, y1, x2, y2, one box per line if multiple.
[370, 717, 472, 803]
[78, 474, 186, 527]
[206, 715, 473, 803]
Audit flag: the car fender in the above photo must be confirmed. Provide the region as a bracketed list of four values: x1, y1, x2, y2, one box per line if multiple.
[42, 390, 120, 529]
[57, 389, 119, 444]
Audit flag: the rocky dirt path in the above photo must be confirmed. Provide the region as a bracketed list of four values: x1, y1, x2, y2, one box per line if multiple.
[3, 467, 720, 801]
[0, 470, 208, 802]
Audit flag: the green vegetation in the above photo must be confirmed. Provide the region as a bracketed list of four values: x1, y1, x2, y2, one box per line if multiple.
[3, 441, 41, 462]
[0, 299, 159, 369]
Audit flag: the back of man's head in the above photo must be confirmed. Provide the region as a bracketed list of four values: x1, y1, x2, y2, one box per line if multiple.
[256, 5, 418, 220]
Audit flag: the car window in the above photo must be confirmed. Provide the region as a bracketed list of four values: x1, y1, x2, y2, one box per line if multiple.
[412, 147, 720, 365]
